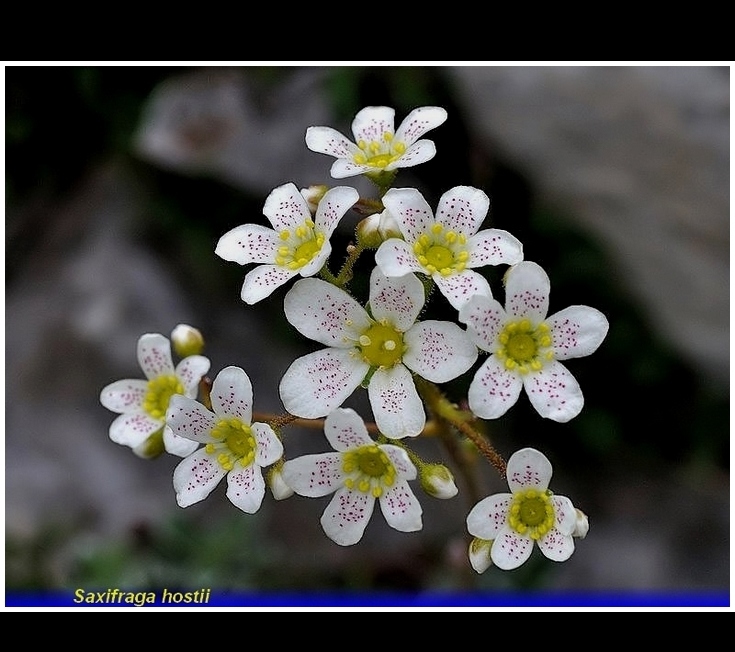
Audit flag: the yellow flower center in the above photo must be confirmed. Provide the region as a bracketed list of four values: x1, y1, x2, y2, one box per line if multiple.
[357, 320, 404, 368]
[496, 319, 553, 374]
[275, 218, 325, 270]
[205, 418, 256, 472]
[352, 133, 407, 168]
[342, 444, 397, 498]
[143, 375, 184, 420]
[508, 488, 555, 541]
[412, 222, 470, 276]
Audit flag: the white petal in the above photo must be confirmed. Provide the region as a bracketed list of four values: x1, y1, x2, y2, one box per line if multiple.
[466, 493, 512, 540]
[210, 366, 252, 422]
[379, 481, 422, 533]
[305, 125, 357, 158]
[467, 229, 524, 267]
[162, 426, 200, 457]
[173, 448, 226, 507]
[240, 264, 297, 304]
[374, 239, 424, 278]
[253, 422, 283, 467]
[553, 494, 578, 536]
[100, 379, 147, 413]
[379, 444, 417, 481]
[314, 186, 359, 237]
[279, 348, 367, 418]
[523, 360, 584, 423]
[458, 293, 506, 353]
[382, 187, 435, 243]
[320, 487, 375, 546]
[175, 355, 210, 396]
[109, 412, 162, 448]
[547, 305, 610, 360]
[262, 182, 312, 231]
[504, 261, 550, 322]
[283, 278, 369, 347]
[506, 448, 553, 493]
[330, 159, 369, 179]
[137, 333, 174, 379]
[467, 355, 524, 420]
[433, 270, 493, 311]
[324, 407, 373, 452]
[226, 464, 266, 514]
[435, 185, 490, 235]
[367, 365, 425, 439]
[468, 537, 494, 574]
[297, 243, 331, 278]
[368, 267, 424, 331]
[165, 394, 216, 444]
[394, 106, 448, 145]
[403, 320, 477, 383]
[281, 452, 344, 498]
[214, 224, 279, 265]
[351, 106, 395, 143]
[388, 140, 436, 169]
[491, 526, 535, 570]
[537, 528, 575, 563]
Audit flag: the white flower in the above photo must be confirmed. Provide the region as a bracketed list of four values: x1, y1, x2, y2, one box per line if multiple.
[166, 366, 284, 513]
[278, 267, 478, 439]
[466, 448, 578, 571]
[281, 407, 422, 546]
[215, 182, 359, 304]
[459, 260, 609, 422]
[100, 333, 210, 457]
[375, 186, 524, 310]
[305, 106, 447, 179]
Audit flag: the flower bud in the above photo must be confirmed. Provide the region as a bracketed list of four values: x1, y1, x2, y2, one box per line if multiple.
[133, 428, 165, 459]
[420, 463, 459, 499]
[300, 185, 329, 214]
[356, 209, 402, 248]
[171, 324, 205, 358]
[572, 508, 589, 539]
[268, 465, 294, 501]
[468, 537, 493, 574]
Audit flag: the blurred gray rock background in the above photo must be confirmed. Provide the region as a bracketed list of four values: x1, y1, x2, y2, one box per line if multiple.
[5, 65, 729, 599]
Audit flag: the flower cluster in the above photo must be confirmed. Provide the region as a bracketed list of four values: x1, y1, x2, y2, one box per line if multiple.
[100, 105, 609, 573]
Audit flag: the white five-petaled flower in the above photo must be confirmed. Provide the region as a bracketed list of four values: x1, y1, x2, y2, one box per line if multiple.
[100, 333, 210, 457]
[215, 182, 359, 304]
[375, 186, 524, 310]
[281, 407, 423, 546]
[305, 106, 448, 179]
[466, 448, 578, 571]
[166, 366, 284, 513]
[278, 267, 478, 439]
[459, 261, 609, 423]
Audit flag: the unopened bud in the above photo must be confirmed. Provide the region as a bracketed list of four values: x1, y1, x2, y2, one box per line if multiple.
[268, 465, 294, 501]
[133, 428, 165, 459]
[356, 209, 402, 248]
[572, 508, 589, 539]
[171, 324, 205, 358]
[300, 185, 329, 214]
[420, 463, 459, 499]
[468, 537, 493, 574]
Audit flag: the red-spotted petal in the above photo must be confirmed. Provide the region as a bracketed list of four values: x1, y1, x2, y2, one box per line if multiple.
[380, 444, 417, 481]
[548, 305, 609, 360]
[262, 183, 312, 231]
[253, 422, 283, 467]
[324, 408, 373, 452]
[435, 185, 489, 235]
[491, 526, 535, 570]
[109, 412, 163, 447]
[368, 267, 424, 332]
[241, 264, 297, 304]
[320, 486, 375, 546]
[210, 366, 252, 423]
[282, 452, 344, 498]
[504, 261, 550, 321]
[458, 293, 506, 353]
[226, 464, 266, 514]
[305, 126, 357, 158]
[382, 187, 434, 243]
[388, 140, 436, 169]
[314, 186, 359, 237]
[379, 480, 422, 533]
[433, 269, 493, 311]
[367, 365, 425, 439]
[467, 355, 524, 420]
[175, 355, 210, 396]
[351, 106, 395, 144]
[137, 333, 174, 379]
[100, 379, 147, 413]
[173, 448, 226, 507]
[374, 239, 424, 278]
[506, 448, 553, 493]
[522, 360, 584, 423]
[466, 493, 513, 540]
[215, 224, 279, 265]
[467, 229, 523, 267]
[394, 106, 447, 145]
[537, 528, 575, 563]
[403, 320, 477, 383]
[165, 394, 217, 444]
